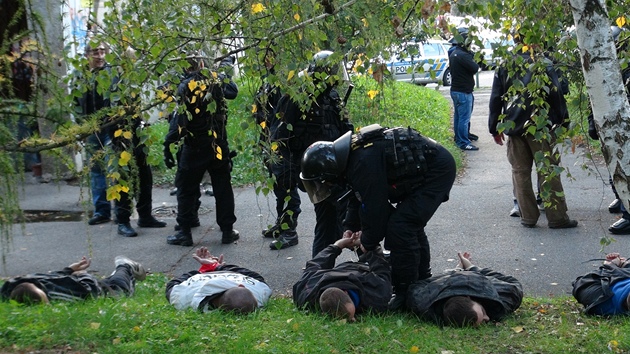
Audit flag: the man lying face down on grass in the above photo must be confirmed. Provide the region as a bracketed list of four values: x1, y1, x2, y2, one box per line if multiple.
[166, 247, 271, 314]
[406, 252, 523, 327]
[1, 255, 145, 304]
[292, 232, 392, 322]
[573, 252, 630, 316]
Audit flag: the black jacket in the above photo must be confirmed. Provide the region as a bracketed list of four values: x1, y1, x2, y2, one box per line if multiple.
[488, 53, 568, 136]
[449, 45, 479, 93]
[292, 245, 392, 315]
[1, 268, 103, 302]
[407, 266, 523, 324]
[572, 263, 630, 315]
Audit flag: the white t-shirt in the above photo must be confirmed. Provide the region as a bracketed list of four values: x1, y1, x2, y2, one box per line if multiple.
[169, 271, 272, 311]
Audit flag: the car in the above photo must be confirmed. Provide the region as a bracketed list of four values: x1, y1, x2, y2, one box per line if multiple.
[478, 36, 514, 70]
[383, 39, 451, 86]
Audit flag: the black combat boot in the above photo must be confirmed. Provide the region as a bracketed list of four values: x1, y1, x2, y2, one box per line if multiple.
[167, 231, 193, 246]
[269, 230, 298, 250]
[222, 229, 240, 244]
[388, 283, 409, 312]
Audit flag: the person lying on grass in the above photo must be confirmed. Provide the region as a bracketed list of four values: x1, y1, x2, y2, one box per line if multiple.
[407, 252, 523, 327]
[1, 255, 145, 304]
[292, 232, 392, 322]
[573, 252, 630, 316]
[166, 246, 271, 314]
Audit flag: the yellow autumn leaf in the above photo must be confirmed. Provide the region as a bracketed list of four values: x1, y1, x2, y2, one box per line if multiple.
[211, 71, 218, 79]
[212, 130, 218, 138]
[188, 79, 198, 92]
[114, 129, 123, 137]
[409, 346, 419, 353]
[133, 326, 141, 332]
[294, 13, 300, 21]
[159, 111, 164, 118]
[362, 18, 368, 27]
[252, 104, 258, 113]
[616, 17, 626, 28]
[123, 131, 132, 139]
[521, 45, 529, 53]
[292, 322, 299, 330]
[367, 90, 379, 99]
[109, 171, 121, 180]
[271, 142, 278, 151]
[216, 146, 223, 160]
[119, 150, 132, 166]
[90, 322, 101, 329]
[121, 185, 129, 193]
[191, 95, 197, 104]
[195, 108, 200, 114]
[512, 326, 524, 333]
[260, 121, 267, 129]
[157, 90, 167, 99]
[166, 96, 173, 102]
[112, 338, 121, 345]
[288, 70, 295, 81]
[251, 3, 265, 14]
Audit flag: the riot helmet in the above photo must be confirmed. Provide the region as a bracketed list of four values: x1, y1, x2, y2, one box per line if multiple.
[306, 50, 349, 85]
[300, 131, 352, 204]
[449, 27, 469, 45]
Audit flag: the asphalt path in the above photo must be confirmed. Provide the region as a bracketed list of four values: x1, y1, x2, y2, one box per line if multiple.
[3, 70, 622, 299]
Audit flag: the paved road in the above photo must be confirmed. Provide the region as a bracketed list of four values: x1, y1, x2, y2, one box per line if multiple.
[3, 74, 621, 299]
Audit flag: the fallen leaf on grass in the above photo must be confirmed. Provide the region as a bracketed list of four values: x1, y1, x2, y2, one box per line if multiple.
[512, 326, 524, 333]
[90, 322, 100, 329]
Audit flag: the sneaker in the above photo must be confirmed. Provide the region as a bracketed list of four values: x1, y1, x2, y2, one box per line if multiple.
[468, 133, 479, 141]
[114, 256, 146, 281]
[460, 144, 479, 151]
[88, 214, 110, 225]
[222, 229, 240, 244]
[549, 219, 578, 229]
[137, 217, 167, 228]
[509, 204, 521, 217]
[270, 231, 298, 250]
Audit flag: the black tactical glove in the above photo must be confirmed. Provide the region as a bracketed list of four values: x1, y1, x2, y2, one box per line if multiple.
[164, 145, 176, 169]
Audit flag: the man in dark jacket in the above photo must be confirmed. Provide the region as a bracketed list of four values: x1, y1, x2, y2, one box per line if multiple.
[488, 35, 577, 229]
[407, 252, 523, 327]
[573, 252, 630, 315]
[449, 27, 480, 151]
[292, 232, 392, 321]
[300, 124, 456, 311]
[1, 256, 145, 304]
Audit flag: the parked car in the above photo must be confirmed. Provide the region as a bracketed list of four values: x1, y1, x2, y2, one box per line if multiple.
[478, 36, 514, 70]
[383, 39, 451, 86]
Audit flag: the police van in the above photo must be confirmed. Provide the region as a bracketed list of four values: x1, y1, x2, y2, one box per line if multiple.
[385, 39, 451, 86]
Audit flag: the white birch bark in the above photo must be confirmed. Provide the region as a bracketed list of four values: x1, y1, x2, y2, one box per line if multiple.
[569, 0, 630, 211]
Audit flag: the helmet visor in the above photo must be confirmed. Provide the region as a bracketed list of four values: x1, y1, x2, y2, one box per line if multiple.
[302, 179, 333, 204]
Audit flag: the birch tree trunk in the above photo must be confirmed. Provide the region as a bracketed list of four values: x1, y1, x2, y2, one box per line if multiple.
[569, 0, 630, 211]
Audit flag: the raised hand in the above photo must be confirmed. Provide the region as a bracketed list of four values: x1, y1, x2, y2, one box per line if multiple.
[69, 256, 91, 272]
[192, 246, 224, 266]
[457, 252, 474, 270]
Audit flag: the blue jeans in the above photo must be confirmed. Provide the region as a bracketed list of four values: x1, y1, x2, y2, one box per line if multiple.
[86, 133, 112, 218]
[450, 91, 474, 148]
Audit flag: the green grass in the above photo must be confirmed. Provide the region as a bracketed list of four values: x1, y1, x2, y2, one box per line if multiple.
[1, 274, 630, 353]
[148, 76, 462, 188]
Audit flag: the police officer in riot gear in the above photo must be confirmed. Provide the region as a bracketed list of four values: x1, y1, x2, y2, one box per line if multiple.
[267, 50, 353, 253]
[300, 124, 456, 310]
[164, 51, 239, 246]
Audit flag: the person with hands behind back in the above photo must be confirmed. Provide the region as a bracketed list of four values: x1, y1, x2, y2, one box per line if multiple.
[573, 252, 630, 316]
[292, 231, 392, 322]
[406, 251, 523, 327]
[166, 247, 271, 314]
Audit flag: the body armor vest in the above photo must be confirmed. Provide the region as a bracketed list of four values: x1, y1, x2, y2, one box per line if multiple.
[289, 90, 348, 151]
[352, 126, 438, 201]
[181, 72, 226, 139]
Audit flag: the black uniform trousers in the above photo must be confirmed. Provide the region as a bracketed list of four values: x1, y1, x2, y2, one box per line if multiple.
[312, 185, 348, 258]
[386, 144, 456, 292]
[175, 136, 236, 233]
[269, 148, 302, 230]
